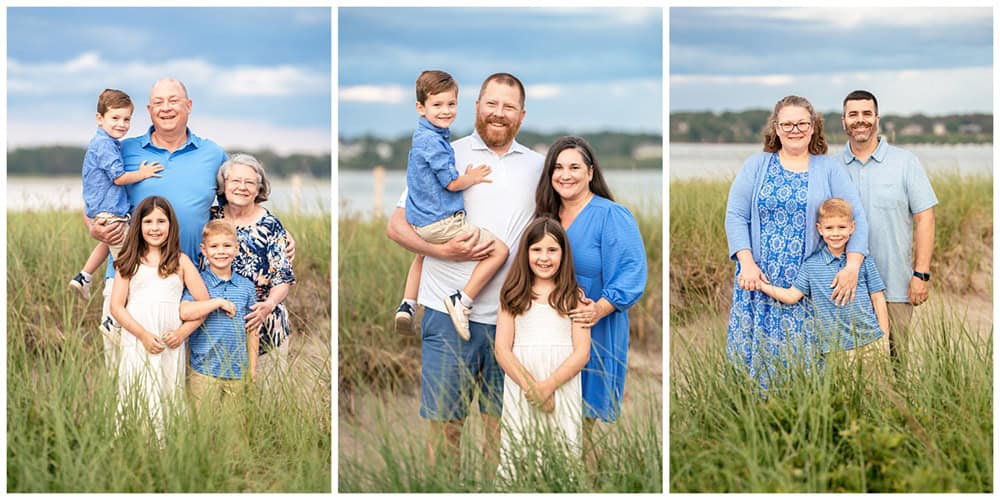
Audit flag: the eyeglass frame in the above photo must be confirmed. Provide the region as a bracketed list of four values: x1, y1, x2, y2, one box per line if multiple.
[225, 177, 259, 189]
[774, 120, 813, 133]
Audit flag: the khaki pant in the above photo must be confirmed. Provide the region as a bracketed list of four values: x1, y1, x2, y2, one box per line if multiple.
[886, 302, 914, 359]
[188, 369, 244, 409]
[412, 211, 496, 245]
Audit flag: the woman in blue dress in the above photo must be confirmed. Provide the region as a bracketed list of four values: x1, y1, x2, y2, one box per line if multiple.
[534, 136, 648, 466]
[725, 95, 868, 389]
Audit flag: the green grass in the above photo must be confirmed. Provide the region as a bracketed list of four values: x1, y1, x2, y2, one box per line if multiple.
[337, 207, 662, 492]
[669, 173, 992, 492]
[7, 210, 331, 492]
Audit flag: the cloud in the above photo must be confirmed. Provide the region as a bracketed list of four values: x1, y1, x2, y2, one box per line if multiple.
[8, 52, 329, 98]
[526, 84, 562, 100]
[339, 85, 409, 103]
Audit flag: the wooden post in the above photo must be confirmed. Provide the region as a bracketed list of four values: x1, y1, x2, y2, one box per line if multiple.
[373, 165, 385, 218]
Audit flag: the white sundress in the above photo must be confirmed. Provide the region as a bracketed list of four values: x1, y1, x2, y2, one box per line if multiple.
[498, 301, 583, 479]
[116, 263, 186, 440]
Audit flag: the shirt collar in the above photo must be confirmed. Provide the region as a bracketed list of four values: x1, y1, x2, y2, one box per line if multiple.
[820, 245, 846, 265]
[95, 127, 121, 146]
[468, 130, 531, 157]
[203, 267, 235, 287]
[417, 117, 450, 141]
[138, 125, 201, 150]
[841, 136, 888, 165]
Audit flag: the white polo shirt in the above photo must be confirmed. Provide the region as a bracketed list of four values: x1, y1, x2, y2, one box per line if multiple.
[398, 131, 544, 324]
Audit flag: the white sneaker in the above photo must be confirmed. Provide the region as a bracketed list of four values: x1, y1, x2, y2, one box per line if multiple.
[443, 291, 471, 341]
[69, 273, 92, 300]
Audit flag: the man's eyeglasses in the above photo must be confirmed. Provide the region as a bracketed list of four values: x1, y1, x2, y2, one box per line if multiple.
[776, 121, 812, 133]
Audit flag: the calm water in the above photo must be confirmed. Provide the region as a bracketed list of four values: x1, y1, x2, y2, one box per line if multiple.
[670, 143, 993, 179]
[337, 169, 664, 219]
[7, 176, 331, 216]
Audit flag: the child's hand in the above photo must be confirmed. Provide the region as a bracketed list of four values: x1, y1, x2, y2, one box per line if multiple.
[464, 163, 493, 185]
[137, 160, 165, 179]
[162, 329, 185, 349]
[215, 298, 237, 317]
[141, 332, 166, 354]
[540, 395, 556, 413]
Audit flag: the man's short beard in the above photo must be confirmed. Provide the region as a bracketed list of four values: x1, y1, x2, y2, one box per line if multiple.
[475, 115, 521, 150]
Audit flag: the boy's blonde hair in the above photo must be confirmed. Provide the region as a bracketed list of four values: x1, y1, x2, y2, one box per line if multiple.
[416, 70, 458, 104]
[202, 219, 238, 243]
[97, 89, 133, 115]
[817, 198, 853, 222]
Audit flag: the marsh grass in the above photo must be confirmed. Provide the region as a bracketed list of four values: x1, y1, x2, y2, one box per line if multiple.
[7, 210, 331, 492]
[337, 206, 662, 492]
[669, 173, 992, 324]
[670, 306, 992, 492]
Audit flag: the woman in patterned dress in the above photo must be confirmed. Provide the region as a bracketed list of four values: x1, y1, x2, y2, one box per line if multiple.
[212, 153, 296, 382]
[724, 95, 869, 389]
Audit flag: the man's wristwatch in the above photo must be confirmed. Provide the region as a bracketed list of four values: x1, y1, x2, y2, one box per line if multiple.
[913, 270, 931, 282]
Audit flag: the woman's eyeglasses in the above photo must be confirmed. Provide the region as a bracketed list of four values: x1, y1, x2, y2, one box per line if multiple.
[776, 121, 812, 133]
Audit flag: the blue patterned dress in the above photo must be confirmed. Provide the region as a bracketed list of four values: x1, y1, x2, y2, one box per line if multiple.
[726, 155, 820, 388]
[211, 205, 295, 355]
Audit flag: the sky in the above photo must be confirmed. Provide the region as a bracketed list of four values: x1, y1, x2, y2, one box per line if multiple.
[338, 7, 662, 139]
[670, 7, 993, 115]
[6, 7, 331, 155]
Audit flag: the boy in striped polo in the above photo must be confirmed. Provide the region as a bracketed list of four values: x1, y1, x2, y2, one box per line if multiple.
[760, 198, 890, 362]
[180, 220, 259, 404]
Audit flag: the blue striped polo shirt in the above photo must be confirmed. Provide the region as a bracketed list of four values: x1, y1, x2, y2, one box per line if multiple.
[793, 246, 886, 352]
[182, 268, 257, 379]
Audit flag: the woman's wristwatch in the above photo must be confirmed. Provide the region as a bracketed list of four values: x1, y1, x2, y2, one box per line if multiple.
[912, 270, 931, 281]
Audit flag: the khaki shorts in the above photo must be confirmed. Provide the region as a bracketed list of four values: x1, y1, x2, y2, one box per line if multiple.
[94, 211, 130, 260]
[412, 211, 495, 245]
[188, 369, 243, 407]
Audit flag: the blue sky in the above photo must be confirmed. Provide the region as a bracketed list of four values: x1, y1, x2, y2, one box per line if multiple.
[7, 7, 331, 154]
[339, 7, 662, 139]
[670, 7, 992, 115]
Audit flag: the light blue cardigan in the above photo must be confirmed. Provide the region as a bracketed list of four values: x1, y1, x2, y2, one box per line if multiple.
[725, 152, 869, 262]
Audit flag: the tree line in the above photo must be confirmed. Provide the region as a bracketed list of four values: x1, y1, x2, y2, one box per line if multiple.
[671, 110, 992, 144]
[338, 130, 663, 171]
[7, 147, 331, 178]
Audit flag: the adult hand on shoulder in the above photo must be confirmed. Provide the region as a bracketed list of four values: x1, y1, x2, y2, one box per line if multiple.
[90, 218, 126, 246]
[570, 296, 599, 327]
[908, 276, 930, 306]
[442, 228, 493, 262]
[830, 266, 859, 306]
[244, 300, 276, 333]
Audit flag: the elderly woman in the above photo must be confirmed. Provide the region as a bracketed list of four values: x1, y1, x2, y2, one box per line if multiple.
[533, 136, 647, 459]
[725, 95, 868, 389]
[212, 153, 295, 380]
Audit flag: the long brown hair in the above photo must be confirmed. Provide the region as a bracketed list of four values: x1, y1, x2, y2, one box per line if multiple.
[762, 95, 828, 155]
[534, 136, 614, 219]
[114, 196, 181, 279]
[500, 217, 579, 317]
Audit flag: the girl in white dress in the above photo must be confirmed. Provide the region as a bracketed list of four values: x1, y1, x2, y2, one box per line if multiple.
[495, 217, 591, 480]
[110, 196, 210, 442]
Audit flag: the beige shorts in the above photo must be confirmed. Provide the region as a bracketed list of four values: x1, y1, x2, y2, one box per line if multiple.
[412, 211, 496, 245]
[94, 211, 130, 260]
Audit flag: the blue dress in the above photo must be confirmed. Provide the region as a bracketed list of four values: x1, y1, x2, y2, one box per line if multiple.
[566, 195, 647, 422]
[726, 155, 820, 389]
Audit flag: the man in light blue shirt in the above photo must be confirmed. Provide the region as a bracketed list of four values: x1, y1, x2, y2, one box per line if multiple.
[839, 90, 937, 359]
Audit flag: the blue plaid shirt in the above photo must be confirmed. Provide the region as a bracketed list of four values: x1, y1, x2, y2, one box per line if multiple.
[183, 268, 257, 379]
[793, 246, 886, 352]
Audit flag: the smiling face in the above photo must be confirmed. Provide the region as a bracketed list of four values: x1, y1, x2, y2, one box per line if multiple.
[200, 232, 239, 272]
[474, 80, 525, 152]
[417, 89, 458, 129]
[224, 163, 261, 208]
[817, 215, 855, 256]
[550, 147, 593, 203]
[528, 233, 563, 282]
[97, 106, 133, 139]
[842, 98, 879, 145]
[141, 207, 171, 249]
[774, 105, 814, 153]
[147, 80, 191, 134]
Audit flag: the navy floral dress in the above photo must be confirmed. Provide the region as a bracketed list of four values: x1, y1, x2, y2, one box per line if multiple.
[726, 155, 821, 389]
[211, 205, 295, 355]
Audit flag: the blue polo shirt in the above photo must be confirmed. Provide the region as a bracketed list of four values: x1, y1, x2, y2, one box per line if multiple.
[840, 138, 938, 302]
[793, 246, 886, 353]
[404, 117, 463, 227]
[82, 128, 130, 218]
[182, 268, 257, 379]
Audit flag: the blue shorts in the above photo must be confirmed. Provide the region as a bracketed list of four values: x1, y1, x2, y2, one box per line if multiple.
[419, 308, 504, 421]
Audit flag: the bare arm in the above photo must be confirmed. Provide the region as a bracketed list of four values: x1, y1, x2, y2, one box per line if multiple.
[179, 298, 234, 321]
[386, 207, 493, 261]
[533, 316, 591, 409]
[110, 274, 164, 354]
[909, 208, 935, 306]
[179, 255, 210, 301]
[493, 307, 539, 393]
[871, 290, 889, 334]
[247, 327, 259, 378]
[831, 252, 862, 306]
[446, 164, 492, 192]
[759, 282, 805, 305]
[113, 161, 163, 186]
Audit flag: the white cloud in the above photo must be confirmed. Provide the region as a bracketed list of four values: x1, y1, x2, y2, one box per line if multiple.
[733, 7, 988, 30]
[339, 85, 408, 103]
[526, 84, 563, 100]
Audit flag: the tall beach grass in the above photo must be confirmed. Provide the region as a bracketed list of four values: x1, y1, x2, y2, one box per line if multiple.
[6, 210, 332, 492]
